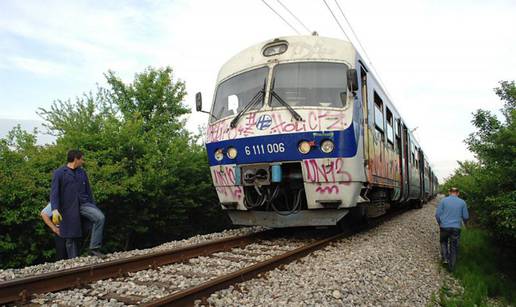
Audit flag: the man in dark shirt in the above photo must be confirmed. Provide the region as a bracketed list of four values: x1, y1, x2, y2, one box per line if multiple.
[50, 149, 106, 258]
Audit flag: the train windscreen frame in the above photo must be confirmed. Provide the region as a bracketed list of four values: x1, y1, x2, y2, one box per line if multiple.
[270, 62, 348, 108]
[211, 67, 269, 122]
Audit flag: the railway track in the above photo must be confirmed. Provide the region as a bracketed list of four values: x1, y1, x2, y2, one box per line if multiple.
[0, 230, 271, 305]
[1, 207, 410, 306]
[141, 232, 344, 307]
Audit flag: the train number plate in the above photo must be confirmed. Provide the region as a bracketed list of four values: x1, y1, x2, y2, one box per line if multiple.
[244, 143, 285, 156]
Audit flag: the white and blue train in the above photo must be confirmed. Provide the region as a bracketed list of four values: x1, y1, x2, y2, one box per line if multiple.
[196, 35, 438, 228]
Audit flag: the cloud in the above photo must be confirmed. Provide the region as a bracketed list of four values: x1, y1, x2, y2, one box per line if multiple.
[9, 56, 67, 76]
[0, 0, 515, 180]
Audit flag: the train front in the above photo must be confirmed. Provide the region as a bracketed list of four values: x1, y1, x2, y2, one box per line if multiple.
[202, 36, 365, 228]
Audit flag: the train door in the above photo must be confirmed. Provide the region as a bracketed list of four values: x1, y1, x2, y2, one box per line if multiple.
[360, 66, 372, 182]
[371, 92, 387, 183]
[429, 171, 433, 198]
[401, 122, 410, 201]
[419, 150, 424, 200]
[396, 119, 407, 202]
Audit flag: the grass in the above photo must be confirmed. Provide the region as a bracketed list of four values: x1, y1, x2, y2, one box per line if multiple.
[437, 227, 516, 306]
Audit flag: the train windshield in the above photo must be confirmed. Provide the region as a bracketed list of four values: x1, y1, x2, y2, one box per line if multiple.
[211, 67, 269, 122]
[271, 62, 348, 108]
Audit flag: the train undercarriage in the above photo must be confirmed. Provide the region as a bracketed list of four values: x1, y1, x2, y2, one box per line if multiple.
[220, 161, 427, 229]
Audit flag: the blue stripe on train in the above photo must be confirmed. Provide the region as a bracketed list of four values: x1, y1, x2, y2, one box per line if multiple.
[206, 123, 358, 165]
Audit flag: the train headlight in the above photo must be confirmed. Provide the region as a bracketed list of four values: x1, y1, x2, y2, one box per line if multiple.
[321, 140, 335, 153]
[227, 147, 238, 159]
[298, 141, 311, 154]
[214, 148, 224, 161]
[263, 42, 288, 57]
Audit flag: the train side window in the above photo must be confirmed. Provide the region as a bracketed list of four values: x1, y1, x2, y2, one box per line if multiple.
[394, 118, 401, 153]
[386, 107, 394, 148]
[411, 144, 415, 165]
[415, 147, 417, 168]
[373, 91, 384, 138]
[415, 147, 419, 168]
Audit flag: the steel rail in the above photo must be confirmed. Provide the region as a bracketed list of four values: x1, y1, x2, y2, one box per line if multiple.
[0, 230, 271, 304]
[143, 206, 412, 307]
[143, 232, 346, 307]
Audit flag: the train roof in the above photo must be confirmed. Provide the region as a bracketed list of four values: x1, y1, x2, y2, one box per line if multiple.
[217, 35, 355, 83]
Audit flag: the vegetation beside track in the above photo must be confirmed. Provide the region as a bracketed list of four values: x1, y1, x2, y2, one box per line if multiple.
[438, 81, 516, 306]
[0, 67, 231, 269]
[436, 228, 515, 306]
[441, 80, 515, 247]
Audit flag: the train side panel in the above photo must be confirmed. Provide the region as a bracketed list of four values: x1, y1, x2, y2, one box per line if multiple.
[358, 57, 425, 206]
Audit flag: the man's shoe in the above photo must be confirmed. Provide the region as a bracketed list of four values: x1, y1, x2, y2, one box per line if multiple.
[90, 249, 107, 259]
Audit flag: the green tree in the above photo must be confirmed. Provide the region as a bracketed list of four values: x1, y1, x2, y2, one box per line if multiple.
[1, 67, 230, 269]
[38, 66, 228, 250]
[443, 81, 516, 245]
[0, 126, 62, 267]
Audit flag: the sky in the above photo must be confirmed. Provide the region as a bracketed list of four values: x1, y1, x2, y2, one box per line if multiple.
[0, 0, 515, 180]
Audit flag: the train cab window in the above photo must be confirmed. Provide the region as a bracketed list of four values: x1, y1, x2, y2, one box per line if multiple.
[271, 62, 348, 108]
[211, 66, 269, 122]
[386, 107, 394, 147]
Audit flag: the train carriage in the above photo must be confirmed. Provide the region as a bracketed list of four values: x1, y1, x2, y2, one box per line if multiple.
[196, 35, 438, 228]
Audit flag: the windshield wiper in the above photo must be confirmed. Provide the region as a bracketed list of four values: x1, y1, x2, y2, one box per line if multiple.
[270, 78, 303, 121]
[230, 79, 266, 128]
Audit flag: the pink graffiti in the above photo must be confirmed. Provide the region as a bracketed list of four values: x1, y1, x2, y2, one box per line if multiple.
[303, 158, 352, 184]
[270, 110, 347, 134]
[216, 186, 243, 200]
[207, 111, 259, 143]
[240, 112, 257, 136]
[206, 110, 347, 143]
[212, 166, 236, 186]
[270, 113, 307, 133]
[315, 185, 339, 194]
[212, 166, 242, 200]
[233, 187, 242, 199]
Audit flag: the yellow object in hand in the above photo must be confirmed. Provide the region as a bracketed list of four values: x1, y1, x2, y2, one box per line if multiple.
[52, 209, 62, 225]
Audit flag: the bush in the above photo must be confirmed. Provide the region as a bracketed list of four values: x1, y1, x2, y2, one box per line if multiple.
[439, 228, 515, 306]
[0, 67, 231, 269]
[442, 81, 516, 246]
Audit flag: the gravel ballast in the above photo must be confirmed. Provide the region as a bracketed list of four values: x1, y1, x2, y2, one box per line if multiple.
[5, 198, 451, 306]
[202, 198, 446, 306]
[31, 238, 307, 305]
[0, 226, 265, 282]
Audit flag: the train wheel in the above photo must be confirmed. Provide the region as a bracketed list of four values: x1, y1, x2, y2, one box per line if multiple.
[412, 200, 423, 209]
[338, 205, 368, 232]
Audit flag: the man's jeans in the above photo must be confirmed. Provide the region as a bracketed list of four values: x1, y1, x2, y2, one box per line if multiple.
[440, 227, 461, 271]
[80, 204, 105, 250]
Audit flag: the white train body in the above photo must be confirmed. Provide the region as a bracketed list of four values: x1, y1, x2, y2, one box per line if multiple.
[201, 35, 438, 228]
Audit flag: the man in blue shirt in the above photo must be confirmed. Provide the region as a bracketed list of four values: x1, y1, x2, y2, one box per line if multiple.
[41, 203, 67, 260]
[435, 187, 469, 271]
[41, 203, 93, 260]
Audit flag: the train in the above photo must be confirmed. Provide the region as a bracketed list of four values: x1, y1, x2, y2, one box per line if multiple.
[196, 35, 438, 228]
